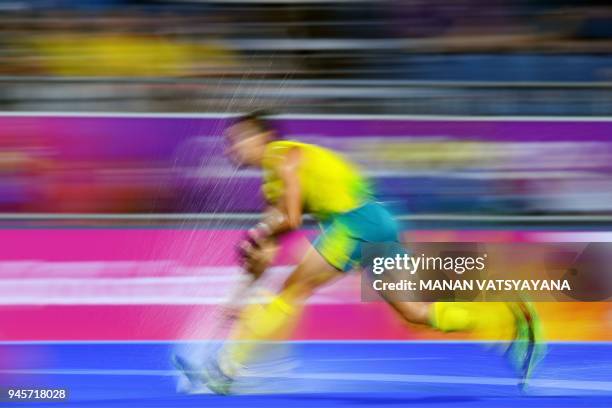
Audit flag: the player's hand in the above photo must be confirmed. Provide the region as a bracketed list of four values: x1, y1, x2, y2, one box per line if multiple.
[236, 223, 270, 262]
[236, 237, 256, 263]
[242, 238, 278, 279]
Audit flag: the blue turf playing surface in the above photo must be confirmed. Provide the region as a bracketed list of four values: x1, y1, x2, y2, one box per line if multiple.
[1, 341, 611, 407]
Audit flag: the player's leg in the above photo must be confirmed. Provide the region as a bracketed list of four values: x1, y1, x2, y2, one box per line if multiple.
[385, 301, 431, 326]
[357, 202, 544, 384]
[506, 301, 546, 388]
[387, 300, 515, 335]
[377, 256, 538, 343]
[385, 298, 543, 385]
[210, 245, 344, 393]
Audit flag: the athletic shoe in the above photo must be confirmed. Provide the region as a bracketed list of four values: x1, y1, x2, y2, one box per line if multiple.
[506, 301, 546, 389]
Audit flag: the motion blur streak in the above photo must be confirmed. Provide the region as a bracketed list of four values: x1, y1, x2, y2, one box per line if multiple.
[0, 1, 611, 407]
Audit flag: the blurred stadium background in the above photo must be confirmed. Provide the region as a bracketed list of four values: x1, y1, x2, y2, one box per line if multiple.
[0, 0, 611, 405]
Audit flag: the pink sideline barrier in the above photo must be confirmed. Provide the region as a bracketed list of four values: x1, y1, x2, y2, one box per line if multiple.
[0, 228, 608, 341]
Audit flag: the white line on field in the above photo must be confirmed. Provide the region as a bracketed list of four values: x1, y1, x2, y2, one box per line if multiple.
[1, 368, 611, 392]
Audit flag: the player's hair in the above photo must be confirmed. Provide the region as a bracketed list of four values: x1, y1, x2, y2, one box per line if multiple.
[232, 110, 276, 135]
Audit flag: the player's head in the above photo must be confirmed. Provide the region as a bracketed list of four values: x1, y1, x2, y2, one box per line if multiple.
[225, 110, 276, 167]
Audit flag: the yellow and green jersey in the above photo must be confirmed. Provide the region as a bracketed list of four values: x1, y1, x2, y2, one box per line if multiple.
[261, 140, 372, 221]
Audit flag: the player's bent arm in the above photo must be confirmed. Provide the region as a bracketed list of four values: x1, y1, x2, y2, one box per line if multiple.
[279, 147, 303, 230]
[239, 148, 302, 279]
[260, 147, 303, 236]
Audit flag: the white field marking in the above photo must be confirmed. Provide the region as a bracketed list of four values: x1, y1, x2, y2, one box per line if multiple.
[0, 296, 356, 305]
[0, 297, 239, 304]
[0, 368, 173, 376]
[0, 265, 291, 281]
[1, 111, 612, 122]
[0, 264, 291, 278]
[0, 277, 238, 285]
[1, 368, 611, 393]
[245, 372, 612, 393]
[311, 357, 444, 362]
[0, 264, 357, 304]
[0, 297, 240, 305]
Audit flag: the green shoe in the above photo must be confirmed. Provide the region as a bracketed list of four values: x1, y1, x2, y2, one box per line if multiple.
[203, 357, 235, 395]
[507, 301, 546, 389]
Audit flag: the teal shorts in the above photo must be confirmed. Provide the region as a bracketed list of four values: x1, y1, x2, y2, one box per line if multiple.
[313, 201, 401, 272]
